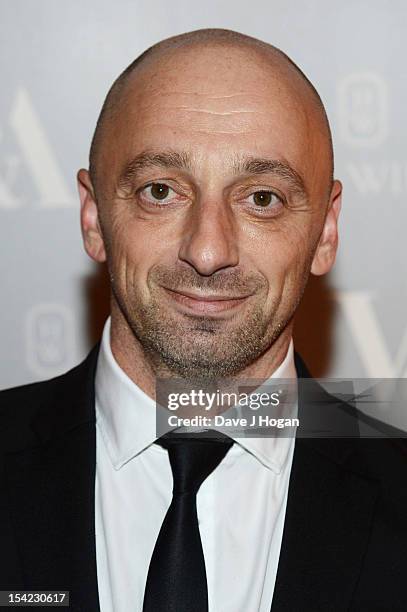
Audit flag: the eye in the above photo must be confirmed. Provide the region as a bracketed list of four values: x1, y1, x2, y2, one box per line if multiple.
[247, 190, 283, 211]
[139, 182, 176, 204]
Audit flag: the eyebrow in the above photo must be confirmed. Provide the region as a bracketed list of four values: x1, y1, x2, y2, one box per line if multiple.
[117, 149, 308, 197]
[117, 150, 193, 190]
[234, 156, 307, 197]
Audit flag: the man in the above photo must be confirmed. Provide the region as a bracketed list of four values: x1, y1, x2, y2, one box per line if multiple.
[0, 28, 406, 612]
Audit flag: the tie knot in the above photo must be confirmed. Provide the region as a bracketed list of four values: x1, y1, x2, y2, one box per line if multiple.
[156, 431, 234, 495]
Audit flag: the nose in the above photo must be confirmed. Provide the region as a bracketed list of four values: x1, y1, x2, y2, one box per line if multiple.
[178, 196, 239, 276]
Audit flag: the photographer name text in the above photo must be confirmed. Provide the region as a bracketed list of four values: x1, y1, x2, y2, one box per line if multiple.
[167, 415, 299, 429]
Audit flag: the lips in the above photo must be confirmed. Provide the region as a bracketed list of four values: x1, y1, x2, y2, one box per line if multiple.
[162, 287, 251, 314]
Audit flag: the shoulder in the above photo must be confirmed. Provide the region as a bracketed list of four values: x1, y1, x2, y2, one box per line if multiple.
[300, 399, 407, 511]
[306, 434, 407, 479]
[0, 343, 100, 453]
[350, 437, 407, 493]
[294, 356, 407, 495]
[0, 361, 83, 418]
[0, 375, 65, 451]
[294, 351, 407, 468]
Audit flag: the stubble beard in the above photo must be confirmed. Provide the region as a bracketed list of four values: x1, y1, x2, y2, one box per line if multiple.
[113, 284, 291, 383]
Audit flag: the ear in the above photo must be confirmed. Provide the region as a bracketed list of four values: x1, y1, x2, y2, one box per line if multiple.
[77, 168, 106, 263]
[311, 179, 342, 276]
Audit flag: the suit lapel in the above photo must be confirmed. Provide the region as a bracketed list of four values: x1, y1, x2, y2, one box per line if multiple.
[271, 437, 379, 611]
[3, 343, 101, 612]
[271, 353, 380, 611]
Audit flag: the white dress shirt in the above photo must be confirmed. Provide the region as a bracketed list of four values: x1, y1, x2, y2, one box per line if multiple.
[95, 316, 297, 612]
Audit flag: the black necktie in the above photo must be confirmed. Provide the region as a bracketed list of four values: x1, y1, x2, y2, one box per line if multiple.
[142, 432, 234, 612]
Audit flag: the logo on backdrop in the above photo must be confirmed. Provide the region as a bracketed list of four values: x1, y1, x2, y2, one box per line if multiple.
[337, 73, 407, 196]
[25, 303, 75, 377]
[0, 87, 74, 209]
[337, 72, 388, 148]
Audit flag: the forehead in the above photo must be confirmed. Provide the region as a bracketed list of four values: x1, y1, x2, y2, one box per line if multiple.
[105, 45, 325, 182]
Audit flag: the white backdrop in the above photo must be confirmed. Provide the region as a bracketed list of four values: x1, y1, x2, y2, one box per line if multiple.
[1, 0, 406, 389]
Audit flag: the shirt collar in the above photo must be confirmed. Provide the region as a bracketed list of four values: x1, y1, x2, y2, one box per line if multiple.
[95, 316, 297, 474]
[96, 317, 158, 470]
[228, 338, 297, 474]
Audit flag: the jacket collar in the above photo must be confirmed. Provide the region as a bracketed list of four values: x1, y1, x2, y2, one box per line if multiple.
[272, 351, 379, 610]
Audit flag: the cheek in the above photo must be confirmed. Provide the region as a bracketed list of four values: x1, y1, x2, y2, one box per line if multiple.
[243, 219, 314, 290]
[106, 212, 177, 298]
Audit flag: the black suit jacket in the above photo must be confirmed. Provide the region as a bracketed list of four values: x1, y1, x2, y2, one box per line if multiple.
[0, 343, 406, 611]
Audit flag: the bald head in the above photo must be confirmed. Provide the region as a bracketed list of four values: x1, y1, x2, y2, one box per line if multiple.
[88, 28, 333, 197]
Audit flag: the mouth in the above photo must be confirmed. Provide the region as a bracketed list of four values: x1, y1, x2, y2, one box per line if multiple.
[162, 286, 253, 315]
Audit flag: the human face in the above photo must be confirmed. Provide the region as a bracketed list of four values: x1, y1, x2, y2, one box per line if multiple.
[79, 44, 341, 380]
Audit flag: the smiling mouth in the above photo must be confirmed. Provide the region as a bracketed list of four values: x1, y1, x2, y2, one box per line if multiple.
[162, 286, 252, 315]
